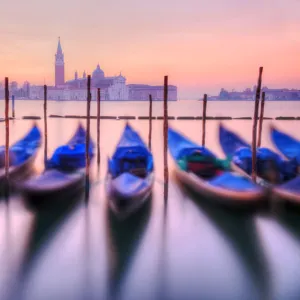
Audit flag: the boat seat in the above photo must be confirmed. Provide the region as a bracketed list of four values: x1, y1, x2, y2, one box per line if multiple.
[129, 167, 147, 178]
[187, 160, 223, 179]
[120, 157, 147, 178]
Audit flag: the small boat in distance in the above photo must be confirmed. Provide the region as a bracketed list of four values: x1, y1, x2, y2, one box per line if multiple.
[0, 123, 42, 190]
[20, 123, 94, 207]
[106, 123, 154, 218]
[168, 127, 266, 205]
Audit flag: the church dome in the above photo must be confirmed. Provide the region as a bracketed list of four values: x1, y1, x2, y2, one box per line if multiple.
[92, 64, 105, 79]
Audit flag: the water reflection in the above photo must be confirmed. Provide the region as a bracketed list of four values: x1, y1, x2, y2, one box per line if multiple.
[256, 216, 300, 300]
[163, 181, 169, 207]
[174, 177, 268, 299]
[22, 193, 82, 272]
[273, 203, 300, 243]
[157, 195, 168, 300]
[12, 193, 82, 299]
[0, 197, 34, 300]
[106, 198, 152, 300]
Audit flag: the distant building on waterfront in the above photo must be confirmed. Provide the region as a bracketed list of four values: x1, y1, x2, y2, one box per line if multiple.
[0, 80, 30, 99]
[128, 84, 177, 101]
[210, 86, 300, 101]
[28, 38, 178, 101]
[262, 87, 300, 100]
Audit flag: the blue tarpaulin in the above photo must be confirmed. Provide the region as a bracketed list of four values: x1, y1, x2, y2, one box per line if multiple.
[168, 127, 216, 161]
[47, 124, 94, 170]
[271, 126, 300, 165]
[108, 123, 153, 177]
[219, 124, 298, 181]
[0, 124, 41, 166]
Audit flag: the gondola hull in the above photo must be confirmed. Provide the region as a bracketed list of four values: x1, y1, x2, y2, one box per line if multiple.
[168, 126, 267, 207]
[0, 151, 37, 190]
[174, 165, 267, 206]
[20, 169, 85, 208]
[19, 123, 94, 206]
[271, 176, 300, 204]
[218, 123, 300, 192]
[106, 123, 154, 218]
[106, 172, 154, 218]
[0, 124, 41, 194]
[271, 125, 300, 163]
[270, 126, 300, 203]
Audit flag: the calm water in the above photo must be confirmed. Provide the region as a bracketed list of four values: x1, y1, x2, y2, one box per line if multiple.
[0, 100, 300, 300]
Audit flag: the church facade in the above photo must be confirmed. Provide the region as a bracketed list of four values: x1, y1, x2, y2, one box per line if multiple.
[29, 39, 177, 101]
[65, 64, 129, 100]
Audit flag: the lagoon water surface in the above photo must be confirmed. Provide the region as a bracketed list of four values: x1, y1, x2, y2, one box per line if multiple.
[1, 100, 300, 300]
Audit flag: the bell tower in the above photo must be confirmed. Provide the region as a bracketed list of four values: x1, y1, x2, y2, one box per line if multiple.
[55, 37, 65, 86]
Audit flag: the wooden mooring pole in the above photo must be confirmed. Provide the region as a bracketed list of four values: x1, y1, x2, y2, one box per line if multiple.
[252, 67, 263, 183]
[257, 91, 265, 148]
[202, 94, 208, 147]
[44, 85, 48, 166]
[12, 95, 15, 118]
[148, 94, 153, 150]
[85, 75, 91, 202]
[163, 76, 169, 203]
[4, 77, 10, 199]
[97, 88, 101, 166]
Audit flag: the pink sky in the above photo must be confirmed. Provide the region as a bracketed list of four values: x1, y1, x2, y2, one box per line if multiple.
[0, 0, 299, 99]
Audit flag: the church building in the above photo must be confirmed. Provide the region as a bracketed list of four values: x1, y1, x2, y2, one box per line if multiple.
[29, 38, 177, 101]
[65, 64, 128, 100]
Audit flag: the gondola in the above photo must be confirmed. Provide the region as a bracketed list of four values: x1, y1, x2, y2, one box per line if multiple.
[0, 123, 41, 190]
[270, 126, 300, 203]
[218, 123, 297, 186]
[168, 127, 266, 205]
[106, 123, 154, 218]
[270, 125, 300, 165]
[20, 123, 94, 206]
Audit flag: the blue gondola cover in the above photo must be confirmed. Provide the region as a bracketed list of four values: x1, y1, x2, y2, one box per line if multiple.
[0, 124, 41, 166]
[271, 126, 300, 165]
[108, 123, 153, 177]
[46, 124, 94, 171]
[219, 124, 298, 181]
[168, 127, 216, 161]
